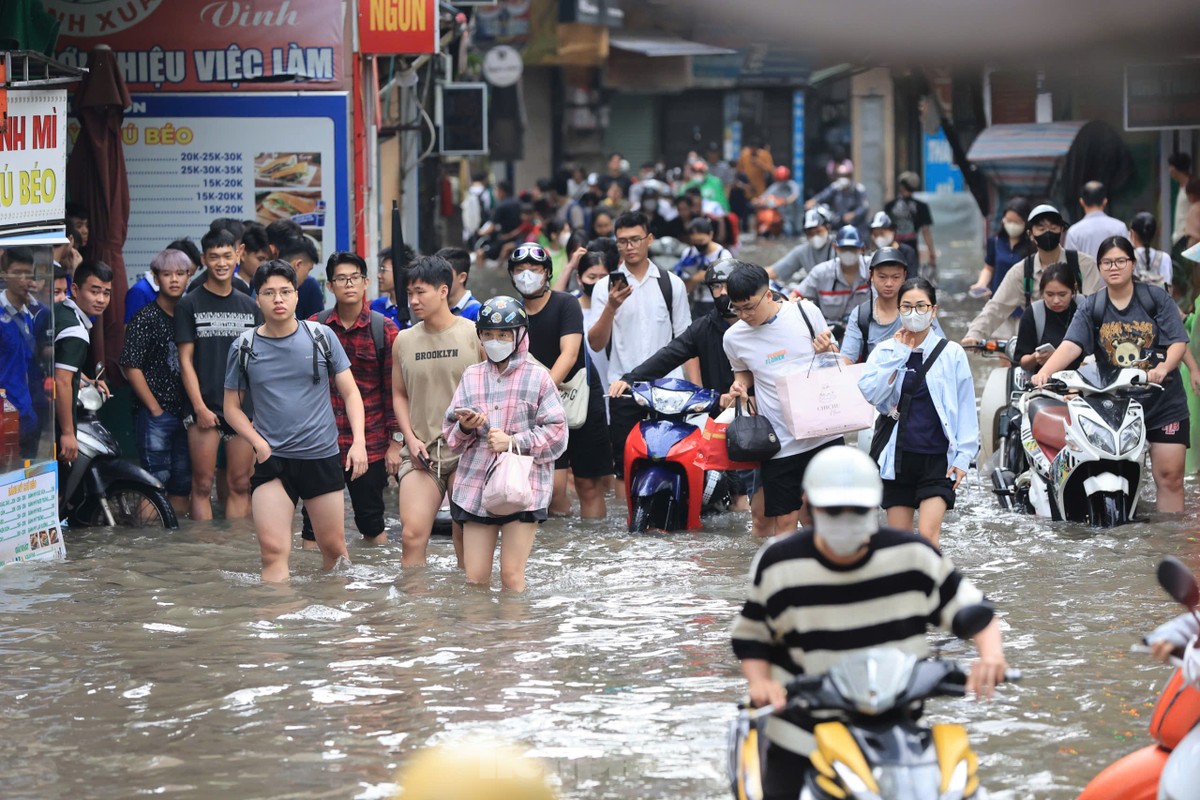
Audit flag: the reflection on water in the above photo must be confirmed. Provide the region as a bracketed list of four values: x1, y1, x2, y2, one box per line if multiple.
[3, 494, 1199, 799]
[4, 254, 1200, 798]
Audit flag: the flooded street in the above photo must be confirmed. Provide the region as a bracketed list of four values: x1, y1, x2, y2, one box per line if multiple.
[4, 235, 1200, 799]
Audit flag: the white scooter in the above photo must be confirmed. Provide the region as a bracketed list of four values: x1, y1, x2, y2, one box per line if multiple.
[968, 338, 1026, 484]
[995, 366, 1155, 526]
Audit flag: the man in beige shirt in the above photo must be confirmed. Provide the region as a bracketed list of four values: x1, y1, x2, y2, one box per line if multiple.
[392, 255, 483, 567]
[963, 204, 1102, 344]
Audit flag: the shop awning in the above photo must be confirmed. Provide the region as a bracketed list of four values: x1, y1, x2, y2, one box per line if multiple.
[966, 121, 1088, 196]
[609, 34, 735, 58]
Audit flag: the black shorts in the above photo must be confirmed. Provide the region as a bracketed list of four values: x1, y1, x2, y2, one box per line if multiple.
[250, 453, 345, 505]
[183, 412, 240, 442]
[882, 451, 956, 510]
[760, 438, 844, 517]
[554, 388, 615, 479]
[608, 395, 648, 479]
[1147, 418, 1190, 446]
[450, 501, 548, 526]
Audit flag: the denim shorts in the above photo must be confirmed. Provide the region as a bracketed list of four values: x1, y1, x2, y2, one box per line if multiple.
[136, 408, 192, 497]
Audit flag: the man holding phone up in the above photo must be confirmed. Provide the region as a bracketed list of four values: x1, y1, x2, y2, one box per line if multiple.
[392, 256, 483, 567]
[589, 212, 695, 495]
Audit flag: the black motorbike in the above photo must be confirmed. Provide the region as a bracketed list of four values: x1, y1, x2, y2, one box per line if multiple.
[59, 369, 178, 530]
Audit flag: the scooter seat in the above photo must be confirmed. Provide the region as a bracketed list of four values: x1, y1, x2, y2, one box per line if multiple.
[1028, 397, 1070, 459]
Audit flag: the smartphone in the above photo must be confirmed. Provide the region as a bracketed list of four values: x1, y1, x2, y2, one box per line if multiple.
[416, 453, 434, 470]
[968, 286, 989, 298]
[1035, 343, 1056, 356]
[453, 407, 475, 417]
[610, 273, 629, 291]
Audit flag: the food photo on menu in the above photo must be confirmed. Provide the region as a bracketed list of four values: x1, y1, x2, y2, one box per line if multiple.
[254, 152, 322, 188]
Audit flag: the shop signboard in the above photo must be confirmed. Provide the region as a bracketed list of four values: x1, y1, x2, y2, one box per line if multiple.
[49, 0, 344, 92]
[924, 129, 964, 193]
[0, 88, 67, 245]
[357, 0, 439, 55]
[103, 93, 349, 277]
[1125, 63, 1200, 131]
[0, 463, 65, 566]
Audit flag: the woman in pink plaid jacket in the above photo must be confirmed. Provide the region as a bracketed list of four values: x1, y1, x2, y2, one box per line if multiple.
[444, 296, 568, 591]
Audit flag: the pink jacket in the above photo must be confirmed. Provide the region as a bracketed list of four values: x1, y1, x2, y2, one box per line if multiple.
[443, 333, 567, 516]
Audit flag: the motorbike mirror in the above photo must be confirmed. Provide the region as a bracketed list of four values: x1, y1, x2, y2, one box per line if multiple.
[951, 604, 995, 640]
[1157, 557, 1199, 610]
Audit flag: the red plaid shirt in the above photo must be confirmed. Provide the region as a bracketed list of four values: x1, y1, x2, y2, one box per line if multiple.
[309, 308, 399, 462]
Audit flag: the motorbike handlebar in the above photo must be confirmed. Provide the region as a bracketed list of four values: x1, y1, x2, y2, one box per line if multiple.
[963, 339, 1010, 354]
[1132, 642, 1185, 667]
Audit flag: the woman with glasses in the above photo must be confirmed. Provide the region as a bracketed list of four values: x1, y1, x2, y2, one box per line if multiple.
[859, 277, 977, 546]
[1033, 236, 1193, 512]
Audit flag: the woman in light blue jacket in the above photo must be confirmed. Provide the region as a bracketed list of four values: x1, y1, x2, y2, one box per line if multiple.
[858, 277, 978, 546]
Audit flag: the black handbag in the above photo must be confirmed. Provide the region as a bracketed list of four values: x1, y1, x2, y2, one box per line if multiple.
[726, 398, 781, 463]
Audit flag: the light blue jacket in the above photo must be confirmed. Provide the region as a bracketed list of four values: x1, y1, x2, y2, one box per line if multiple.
[857, 330, 978, 480]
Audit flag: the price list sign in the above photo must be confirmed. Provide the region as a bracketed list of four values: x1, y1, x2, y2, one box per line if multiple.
[111, 94, 350, 277]
[0, 463, 65, 566]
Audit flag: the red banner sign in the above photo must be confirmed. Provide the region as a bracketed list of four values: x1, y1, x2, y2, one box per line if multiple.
[46, 0, 345, 92]
[357, 0, 439, 55]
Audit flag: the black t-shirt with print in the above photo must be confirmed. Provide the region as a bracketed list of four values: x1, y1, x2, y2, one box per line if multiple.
[120, 302, 191, 418]
[1064, 286, 1189, 429]
[174, 286, 260, 416]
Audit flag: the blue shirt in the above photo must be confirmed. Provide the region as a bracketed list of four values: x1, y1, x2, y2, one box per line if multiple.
[985, 234, 1028, 294]
[841, 299, 945, 364]
[0, 307, 36, 428]
[858, 330, 978, 480]
[370, 295, 408, 329]
[296, 275, 325, 321]
[452, 290, 482, 322]
[124, 273, 159, 323]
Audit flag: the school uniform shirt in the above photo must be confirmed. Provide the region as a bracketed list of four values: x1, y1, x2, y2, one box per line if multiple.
[731, 527, 985, 755]
[1064, 286, 1189, 430]
[443, 337, 568, 516]
[451, 290, 482, 322]
[674, 244, 732, 313]
[0, 302, 36, 429]
[858, 330, 979, 480]
[722, 299, 841, 459]
[796, 255, 871, 326]
[370, 295, 406, 329]
[590, 261, 692, 385]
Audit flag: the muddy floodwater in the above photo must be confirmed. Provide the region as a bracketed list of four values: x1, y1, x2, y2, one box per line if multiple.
[4, 235, 1199, 799]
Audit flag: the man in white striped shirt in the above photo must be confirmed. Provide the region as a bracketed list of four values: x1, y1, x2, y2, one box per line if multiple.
[731, 446, 1007, 800]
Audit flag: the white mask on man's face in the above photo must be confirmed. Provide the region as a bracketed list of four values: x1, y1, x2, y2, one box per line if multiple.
[873, 233, 894, 249]
[814, 509, 877, 556]
[808, 233, 829, 250]
[839, 251, 860, 268]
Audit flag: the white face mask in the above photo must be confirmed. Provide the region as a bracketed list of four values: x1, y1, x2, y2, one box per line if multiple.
[558, 230, 572, 247]
[483, 339, 515, 363]
[512, 270, 545, 297]
[838, 251, 860, 267]
[814, 509, 877, 556]
[809, 233, 829, 250]
[900, 309, 934, 332]
[834, 177, 851, 190]
[1003, 221, 1026, 238]
[873, 234, 894, 249]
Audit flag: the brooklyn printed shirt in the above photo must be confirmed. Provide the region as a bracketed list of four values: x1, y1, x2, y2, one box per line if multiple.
[443, 338, 568, 517]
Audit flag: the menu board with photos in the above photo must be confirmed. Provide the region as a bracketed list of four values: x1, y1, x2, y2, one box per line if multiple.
[0, 463, 65, 566]
[102, 93, 349, 280]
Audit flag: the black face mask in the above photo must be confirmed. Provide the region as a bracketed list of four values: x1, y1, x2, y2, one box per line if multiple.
[714, 293, 734, 317]
[580, 281, 596, 297]
[1034, 230, 1062, 252]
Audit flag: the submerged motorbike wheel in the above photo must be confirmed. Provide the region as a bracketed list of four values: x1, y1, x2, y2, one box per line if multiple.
[79, 481, 178, 529]
[1088, 490, 1127, 528]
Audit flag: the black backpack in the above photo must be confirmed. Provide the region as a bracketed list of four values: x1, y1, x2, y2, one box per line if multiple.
[1088, 282, 1167, 366]
[237, 320, 335, 400]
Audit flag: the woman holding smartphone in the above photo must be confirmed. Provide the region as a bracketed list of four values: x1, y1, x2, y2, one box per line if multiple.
[443, 296, 568, 592]
[1012, 262, 1081, 373]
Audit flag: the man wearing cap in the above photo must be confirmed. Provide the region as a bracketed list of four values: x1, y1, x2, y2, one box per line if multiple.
[767, 207, 835, 283]
[731, 445, 1008, 800]
[867, 211, 918, 278]
[963, 204, 1102, 345]
[795, 225, 872, 330]
[842, 247, 945, 365]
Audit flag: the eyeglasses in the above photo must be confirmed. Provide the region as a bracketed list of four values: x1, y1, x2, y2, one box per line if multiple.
[729, 290, 769, 317]
[820, 506, 874, 516]
[706, 281, 727, 292]
[330, 273, 366, 286]
[899, 302, 933, 313]
[511, 244, 549, 264]
[1099, 256, 1133, 270]
[616, 236, 648, 249]
[259, 288, 296, 300]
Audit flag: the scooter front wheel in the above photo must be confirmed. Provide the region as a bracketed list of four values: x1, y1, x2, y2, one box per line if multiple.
[80, 481, 178, 529]
[1089, 490, 1127, 528]
[630, 497, 653, 533]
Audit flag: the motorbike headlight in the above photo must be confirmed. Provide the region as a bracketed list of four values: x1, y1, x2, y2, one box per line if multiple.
[650, 388, 690, 415]
[1079, 416, 1115, 454]
[1119, 418, 1144, 455]
[940, 759, 969, 800]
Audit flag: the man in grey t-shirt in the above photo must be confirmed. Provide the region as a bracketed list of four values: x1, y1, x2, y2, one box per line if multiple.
[222, 261, 368, 583]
